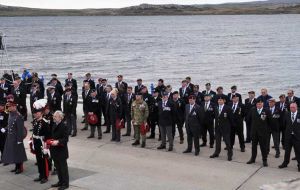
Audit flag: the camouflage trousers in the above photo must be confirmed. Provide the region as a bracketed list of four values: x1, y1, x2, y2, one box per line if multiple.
[134, 125, 146, 143]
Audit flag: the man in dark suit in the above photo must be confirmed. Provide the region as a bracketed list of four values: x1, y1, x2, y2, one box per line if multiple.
[134, 79, 145, 94]
[86, 89, 102, 139]
[278, 103, 300, 172]
[64, 73, 77, 93]
[193, 85, 204, 105]
[210, 96, 234, 161]
[83, 73, 95, 90]
[29, 83, 44, 118]
[48, 77, 64, 97]
[257, 88, 272, 108]
[202, 83, 216, 99]
[185, 76, 194, 93]
[244, 91, 257, 143]
[229, 95, 246, 152]
[286, 89, 299, 107]
[267, 98, 281, 158]
[276, 94, 289, 147]
[228, 85, 242, 104]
[63, 88, 77, 137]
[157, 92, 175, 151]
[31, 72, 45, 98]
[155, 79, 166, 98]
[179, 80, 192, 104]
[212, 86, 229, 105]
[122, 87, 135, 136]
[103, 85, 113, 133]
[11, 78, 28, 121]
[148, 89, 161, 139]
[171, 91, 185, 144]
[115, 75, 128, 93]
[97, 79, 108, 126]
[183, 95, 204, 156]
[247, 98, 271, 167]
[0, 77, 11, 102]
[50, 111, 69, 190]
[81, 82, 91, 131]
[200, 94, 215, 148]
[47, 85, 62, 113]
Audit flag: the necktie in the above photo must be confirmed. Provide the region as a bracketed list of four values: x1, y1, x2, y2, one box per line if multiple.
[232, 104, 236, 112]
[219, 106, 222, 114]
[292, 113, 295, 122]
[257, 109, 261, 115]
[190, 105, 193, 113]
[205, 102, 208, 111]
[280, 103, 283, 111]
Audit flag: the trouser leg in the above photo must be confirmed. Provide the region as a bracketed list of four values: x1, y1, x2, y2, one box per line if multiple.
[251, 135, 258, 161]
[177, 123, 184, 141]
[159, 125, 167, 146]
[293, 138, 300, 165]
[66, 116, 72, 135]
[71, 114, 77, 135]
[125, 114, 131, 135]
[166, 125, 174, 148]
[272, 130, 280, 153]
[283, 139, 292, 165]
[90, 125, 95, 137]
[111, 123, 116, 140]
[193, 132, 200, 152]
[237, 123, 245, 149]
[207, 124, 215, 146]
[246, 120, 251, 141]
[186, 128, 193, 151]
[259, 135, 268, 161]
[202, 124, 208, 144]
[97, 125, 102, 138]
[230, 126, 236, 148]
[215, 131, 221, 155]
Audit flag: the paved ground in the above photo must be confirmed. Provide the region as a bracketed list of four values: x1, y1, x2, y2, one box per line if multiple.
[0, 103, 299, 190]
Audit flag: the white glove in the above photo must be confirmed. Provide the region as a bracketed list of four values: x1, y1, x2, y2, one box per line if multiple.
[1, 128, 5, 133]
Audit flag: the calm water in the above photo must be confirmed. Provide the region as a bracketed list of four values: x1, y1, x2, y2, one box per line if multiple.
[0, 15, 300, 98]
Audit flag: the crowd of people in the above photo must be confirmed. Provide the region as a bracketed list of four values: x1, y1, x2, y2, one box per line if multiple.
[0, 70, 299, 189]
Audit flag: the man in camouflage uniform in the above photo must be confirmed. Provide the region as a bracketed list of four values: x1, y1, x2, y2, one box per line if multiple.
[131, 93, 149, 148]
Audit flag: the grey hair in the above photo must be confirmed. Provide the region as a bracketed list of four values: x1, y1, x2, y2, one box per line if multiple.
[54, 110, 64, 120]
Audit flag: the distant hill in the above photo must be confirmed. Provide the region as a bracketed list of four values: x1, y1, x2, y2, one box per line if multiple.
[0, 1, 300, 16]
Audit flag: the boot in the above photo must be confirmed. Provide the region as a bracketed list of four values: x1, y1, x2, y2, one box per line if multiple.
[132, 140, 140, 146]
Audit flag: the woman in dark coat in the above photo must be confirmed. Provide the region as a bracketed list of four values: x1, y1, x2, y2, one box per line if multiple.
[2, 101, 27, 174]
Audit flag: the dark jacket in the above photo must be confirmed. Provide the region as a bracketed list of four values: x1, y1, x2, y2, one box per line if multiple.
[179, 87, 192, 104]
[245, 98, 257, 121]
[106, 97, 123, 123]
[50, 121, 69, 160]
[2, 112, 27, 164]
[185, 104, 204, 133]
[284, 111, 300, 141]
[268, 106, 281, 132]
[158, 100, 175, 126]
[172, 98, 185, 124]
[214, 104, 234, 134]
[65, 78, 78, 92]
[201, 101, 215, 126]
[248, 107, 271, 137]
[228, 102, 245, 127]
[63, 94, 77, 116]
[0, 82, 11, 101]
[47, 91, 62, 112]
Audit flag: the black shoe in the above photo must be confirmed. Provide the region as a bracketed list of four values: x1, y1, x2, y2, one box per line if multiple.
[224, 147, 228, 150]
[71, 134, 77, 137]
[278, 164, 288, 169]
[180, 139, 184, 144]
[168, 147, 173, 151]
[158, 137, 161, 141]
[3, 163, 8, 166]
[195, 151, 199, 156]
[51, 182, 62, 187]
[132, 141, 140, 146]
[241, 148, 245, 152]
[15, 169, 22, 174]
[10, 169, 16, 172]
[200, 143, 207, 147]
[209, 144, 214, 148]
[58, 186, 69, 190]
[141, 142, 146, 148]
[51, 170, 57, 175]
[210, 154, 219, 158]
[275, 152, 280, 158]
[103, 130, 110, 134]
[33, 177, 42, 182]
[245, 140, 251, 143]
[228, 156, 232, 161]
[122, 134, 130, 136]
[157, 145, 166, 150]
[292, 157, 296, 160]
[87, 135, 94, 138]
[183, 149, 192, 153]
[98, 136, 102, 140]
[272, 146, 275, 149]
[298, 165, 300, 172]
[81, 127, 88, 131]
[40, 178, 48, 184]
[263, 161, 268, 167]
[247, 160, 255, 164]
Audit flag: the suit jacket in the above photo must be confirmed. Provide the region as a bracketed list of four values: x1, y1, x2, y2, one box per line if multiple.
[83, 79, 95, 90]
[50, 121, 69, 160]
[257, 94, 272, 108]
[214, 104, 234, 134]
[30, 90, 43, 108]
[248, 107, 271, 137]
[284, 111, 300, 141]
[0, 82, 11, 101]
[134, 85, 145, 94]
[285, 96, 299, 105]
[150, 96, 161, 121]
[65, 78, 77, 91]
[276, 101, 289, 127]
[115, 81, 128, 92]
[201, 101, 215, 126]
[63, 94, 77, 116]
[245, 98, 257, 119]
[228, 93, 242, 103]
[212, 94, 230, 105]
[12, 85, 27, 107]
[106, 97, 123, 122]
[185, 104, 204, 133]
[228, 102, 245, 127]
[47, 92, 62, 112]
[124, 93, 135, 115]
[179, 87, 192, 104]
[202, 90, 216, 98]
[268, 106, 281, 132]
[158, 100, 175, 126]
[171, 98, 185, 124]
[194, 92, 204, 105]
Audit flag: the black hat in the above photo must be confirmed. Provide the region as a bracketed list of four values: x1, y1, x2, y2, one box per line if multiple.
[204, 94, 211, 97]
[186, 76, 191, 80]
[32, 108, 43, 114]
[231, 85, 237, 90]
[136, 92, 143, 96]
[137, 78, 142, 81]
[101, 78, 107, 82]
[231, 94, 238, 99]
[205, 83, 211, 86]
[216, 86, 223, 91]
[216, 95, 225, 100]
[248, 91, 255, 94]
[172, 91, 179, 95]
[256, 98, 264, 103]
[51, 74, 57, 77]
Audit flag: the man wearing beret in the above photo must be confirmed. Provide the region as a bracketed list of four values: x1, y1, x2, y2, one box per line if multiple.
[244, 91, 257, 143]
[201, 94, 215, 148]
[47, 85, 62, 113]
[183, 95, 204, 156]
[134, 79, 145, 94]
[179, 80, 192, 104]
[171, 91, 185, 144]
[228, 85, 242, 104]
[147, 89, 161, 139]
[247, 98, 272, 167]
[276, 94, 289, 147]
[63, 88, 78, 137]
[212, 86, 229, 105]
[210, 96, 234, 161]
